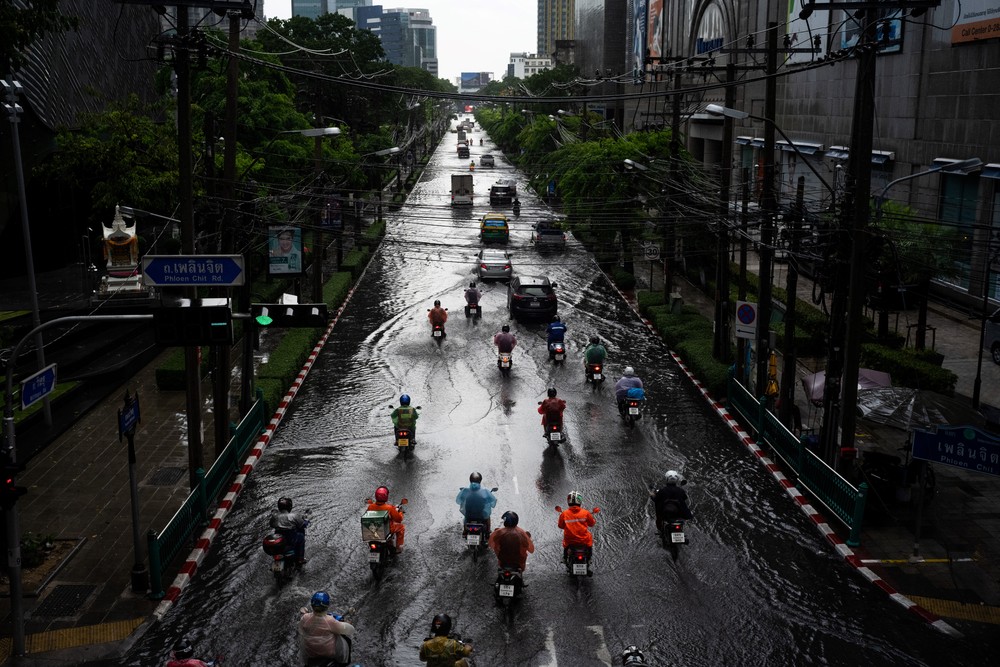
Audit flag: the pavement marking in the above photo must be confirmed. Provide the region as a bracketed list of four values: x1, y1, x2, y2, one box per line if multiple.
[538, 626, 559, 667]
[585, 625, 613, 666]
[909, 596, 1000, 625]
[0, 618, 145, 660]
[601, 273, 964, 638]
[512, 474, 520, 495]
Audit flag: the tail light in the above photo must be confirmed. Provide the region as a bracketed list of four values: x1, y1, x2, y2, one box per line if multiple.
[629, 400, 638, 407]
[576, 553, 584, 561]
[672, 523, 682, 531]
[480, 263, 488, 270]
[594, 365, 602, 372]
[504, 264, 511, 270]
[512, 292, 525, 301]
[369, 543, 378, 551]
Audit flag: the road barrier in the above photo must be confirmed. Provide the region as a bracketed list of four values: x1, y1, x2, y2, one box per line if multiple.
[727, 376, 867, 546]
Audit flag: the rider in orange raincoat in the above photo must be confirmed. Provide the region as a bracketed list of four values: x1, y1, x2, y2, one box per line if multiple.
[368, 486, 406, 551]
[558, 490, 595, 557]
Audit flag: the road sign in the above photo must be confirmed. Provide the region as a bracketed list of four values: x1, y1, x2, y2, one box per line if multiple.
[913, 425, 1000, 477]
[141, 255, 245, 287]
[20, 363, 57, 409]
[734, 300, 758, 339]
[642, 242, 661, 261]
[118, 394, 141, 442]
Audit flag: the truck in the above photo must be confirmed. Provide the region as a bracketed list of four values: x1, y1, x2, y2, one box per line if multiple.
[457, 143, 470, 159]
[451, 174, 474, 206]
[457, 129, 467, 144]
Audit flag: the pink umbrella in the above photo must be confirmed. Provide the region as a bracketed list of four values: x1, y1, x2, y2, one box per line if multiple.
[800, 369, 892, 407]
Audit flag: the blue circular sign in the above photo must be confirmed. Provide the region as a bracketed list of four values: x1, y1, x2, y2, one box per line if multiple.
[737, 303, 756, 325]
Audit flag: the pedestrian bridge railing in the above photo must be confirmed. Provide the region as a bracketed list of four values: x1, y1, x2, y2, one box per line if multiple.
[726, 377, 867, 547]
[147, 392, 269, 598]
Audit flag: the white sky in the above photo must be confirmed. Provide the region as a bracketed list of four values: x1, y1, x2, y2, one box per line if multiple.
[264, 1, 539, 84]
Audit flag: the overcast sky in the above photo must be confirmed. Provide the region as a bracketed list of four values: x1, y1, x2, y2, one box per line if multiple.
[264, 1, 538, 83]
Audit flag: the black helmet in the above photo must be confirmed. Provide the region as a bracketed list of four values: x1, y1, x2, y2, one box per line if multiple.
[621, 645, 647, 666]
[552, 315, 561, 322]
[547, 387, 557, 398]
[431, 613, 452, 636]
[470, 472, 482, 484]
[174, 640, 195, 659]
[501, 324, 510, 333]
[434, 299, 441, 307]
[502, 510, 519, 527]
[469, 282, 476, 288]
[278, 497, 293, 512]
[590, 335, 599, 344]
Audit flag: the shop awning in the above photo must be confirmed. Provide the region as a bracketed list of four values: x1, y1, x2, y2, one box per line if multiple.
[871, 150, 895, 165]
[777, 140, 824, 155]
[735, 136, 752, 145]
[825, 145, 850, 160]
[981, 163, 1000, 179]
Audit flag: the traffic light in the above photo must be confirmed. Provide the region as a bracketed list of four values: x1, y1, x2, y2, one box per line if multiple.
[252, 303, 329, 328]
[1, 462, 27, 509]
[153, 302, 234, 346]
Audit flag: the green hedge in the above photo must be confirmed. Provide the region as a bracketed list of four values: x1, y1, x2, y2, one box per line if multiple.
[363, 219, 386, 244]
[642, 301, 730, 397]
[154, 350, 213, 391]
[861, 343, 958, 395]
[612, 269, 637, 291]
[340, 247, 371, 279]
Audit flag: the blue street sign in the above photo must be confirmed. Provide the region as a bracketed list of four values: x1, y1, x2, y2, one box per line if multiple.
[141, 255, 245, 287]
[119, 397, 141, 441]
[913, 425, 1000, 478]
[21, 363, 57, 409]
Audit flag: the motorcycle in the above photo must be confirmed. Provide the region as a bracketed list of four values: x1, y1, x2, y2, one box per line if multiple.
[544, 420, 564, 445]
[548, 340, 566, 363]
[303, 611, 353, 667]
[512, 200, 521, 217]
[427, 308, 448, 344]
[362, 498, 408, 580]
[619, 390, 646, 428]
[497, 351, 513, 377]
[262, 522, 308, 584]
[585, 363, 604, 385]
[388, 404, 420, 457]
[857, 443, 936, 506]
[555, 505, 600, 577]
[494, 566, 524, 607]
[662, 517, 687, 562]
[465, 302, 481, 318]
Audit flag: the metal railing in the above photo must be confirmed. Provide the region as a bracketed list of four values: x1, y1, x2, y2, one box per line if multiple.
[727, 376, 867, 546]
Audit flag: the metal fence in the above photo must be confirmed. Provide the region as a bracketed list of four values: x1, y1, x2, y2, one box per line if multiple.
[147, 392, 269, 598]
[727, 377, 867, 546]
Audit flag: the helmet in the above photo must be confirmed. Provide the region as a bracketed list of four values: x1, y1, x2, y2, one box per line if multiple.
[174, 640, 194, 659]
[431, 613, 452, 637]
[374, 486, 389, 503]
[502, 510, 519, 527]
[470, 472, 482, 484]
[621, 645, 647, 666]
[434, 299, 441, 307]
[311, 591, 331, 610]
[624, 366, 635, 377]
[400, 394, 411, 406]
[552, 315, 561, 322]
[501, 324, 510, 333]
[664, 470, 681, 486]
[469, 282, 476, 289]
[277, 497, 293, 512]
[590, 336, 599, 344]
[547, 387, 557, 398]
[567, 490, 583, 506]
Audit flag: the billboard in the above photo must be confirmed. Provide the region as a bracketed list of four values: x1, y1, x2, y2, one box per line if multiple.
[268, 225, 303, 276]
[460, 72, 491, 88]
[952, 0, 1000, 44]
[841, 9, 902, 54]
[632, 0, 648, 81]
[647, 0, 665, 66]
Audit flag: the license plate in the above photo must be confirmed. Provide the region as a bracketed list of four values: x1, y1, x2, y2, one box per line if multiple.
[271, 561, 283, 573]
[368, 551, 380, 563]
[549, 431, 562, 441]
[529, 302, 540, 307]
[501, 361, 511, 368]
[671, 532, 686, 543]
[397, 439, 409, 447]
[433, 330, 442, 337]
[593, 373, 602, 380]
[498, 584, 515, 597]
[469, 306, 478, 312]
[629, 407, 639, 415]
[555, 354, 564, 360]
[572, 563, 588, 575]
[466, 534, 481, 546]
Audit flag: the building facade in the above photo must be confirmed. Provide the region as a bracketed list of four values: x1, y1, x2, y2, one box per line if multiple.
[508, 53, 554, 79]
[291, 0, 329, 19]
[538, 0, 576, 58]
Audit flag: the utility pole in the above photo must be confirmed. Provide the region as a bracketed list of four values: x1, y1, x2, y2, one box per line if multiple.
[665, 68, 682, 301]
[312, 133, 325, 303]
[779, 177, 806, 427]
[713, 62, 736, 361]
[736, 168, 751, 383]
[756, 21, 779, 399]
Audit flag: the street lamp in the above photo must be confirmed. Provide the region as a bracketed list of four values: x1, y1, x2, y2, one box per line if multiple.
[239, 126, 342, 180]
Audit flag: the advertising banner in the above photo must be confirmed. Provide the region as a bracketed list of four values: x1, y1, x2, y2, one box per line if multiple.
[268, 225, 304, 276]
[633, 0, 648, 81]
[952, 0, 1000, 43]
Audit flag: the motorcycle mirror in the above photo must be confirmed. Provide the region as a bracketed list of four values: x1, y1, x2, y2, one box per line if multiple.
[400, 498, 409, 505]
[491, 487, 498, 492]
[555, 505, 563, 512]
[364, 498, 372, 504]
[593, 507, 601, 514]
[681, 479, 688, 486]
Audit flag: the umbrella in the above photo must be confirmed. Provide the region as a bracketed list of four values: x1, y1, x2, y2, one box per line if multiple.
[856, 386, 986, 431]
[801, 368, 892, 407]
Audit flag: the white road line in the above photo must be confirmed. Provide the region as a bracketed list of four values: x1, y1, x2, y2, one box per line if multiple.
[513, 474, 520, 495]
[585, 625, 613, 666]
[538, 626, 559, 667]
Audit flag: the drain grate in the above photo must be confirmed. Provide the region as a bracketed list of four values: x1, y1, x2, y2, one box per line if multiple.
[33, 584, 95, 617]
[146, 466, 186, 486]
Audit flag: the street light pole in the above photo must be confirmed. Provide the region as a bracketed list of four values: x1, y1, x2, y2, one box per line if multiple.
[972, 232, 1000, 409]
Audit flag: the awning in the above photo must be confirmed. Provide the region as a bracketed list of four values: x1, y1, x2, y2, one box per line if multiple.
[735, 136, 752, 145]
[749, 137, 765, 148]
[777, 140, 824, 155]
[871, 150, 895, 165]
[982, 163, 1000, 179]
[825, 145, 850, 160]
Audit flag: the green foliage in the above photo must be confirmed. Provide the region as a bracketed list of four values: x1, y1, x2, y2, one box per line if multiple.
[340, 247, 371, 278]
[19, 532, 56, 569]
[363, 220, 386, 243]
[873, 200, 959, 283]
[860, 344, 958, 395]
[612, 269, 637, 291]
[323, 272, 353, 306]
[0, 0, 78, 72]
[644, 305, 730, 397]
[637, 290, 667, 312]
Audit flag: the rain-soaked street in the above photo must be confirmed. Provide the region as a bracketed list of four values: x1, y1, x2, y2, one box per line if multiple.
[124, 124, 996, 666]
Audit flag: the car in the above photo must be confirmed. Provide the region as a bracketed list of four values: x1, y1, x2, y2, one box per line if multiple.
[490, 179, 517, 206]
[480, 154, 495, 167]
[480, 212, 510, 244]
[531, 222, 567, 250]
[986, 306, 1000, 365]
[477, 248, 513, 281]
[508, 275, 558, 319]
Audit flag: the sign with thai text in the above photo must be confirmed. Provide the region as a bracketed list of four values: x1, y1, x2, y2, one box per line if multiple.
[952, 0, 1000, 44]
[912, 425, 1000, 477]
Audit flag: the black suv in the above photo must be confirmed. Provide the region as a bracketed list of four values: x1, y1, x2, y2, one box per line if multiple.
[508, 275, 558, 319]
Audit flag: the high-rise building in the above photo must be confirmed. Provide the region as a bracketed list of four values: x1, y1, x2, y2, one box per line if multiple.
[291, 0, 328, 20]
[537, 0, 574, 58]
[353, 7, 437, 75]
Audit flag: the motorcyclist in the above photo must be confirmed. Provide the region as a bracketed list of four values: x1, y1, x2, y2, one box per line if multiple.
[299, 591, 355, 666]
[621, 645, 650, 666]
[367, 486, 406, 552]
[479, 138, 483, 146]
[456, 472, 498, 532]
[166, 639, 210, 667]
[464, 282, 481, 306]
[512, 198, 521, 216]
[546, 315, 567, 346]
[558, 490, 596, 565]
[494, 324, 517, 353]
[419, 613, 473, 667]
[392, 394, 419, 440]
[469, 160, 476, 171]
[428, 300, 448, 328]
[537, 387, 566, 430]
[650, 470, 693, 534]
[488, 510, 535, 573]
[614, 366, 644, 416]
[584, 335, 607, 366]
[269, 497, 307, 564]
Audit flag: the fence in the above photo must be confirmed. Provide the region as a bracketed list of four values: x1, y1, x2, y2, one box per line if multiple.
[147, 392, 269, 598]
[727, 377, 867, 546]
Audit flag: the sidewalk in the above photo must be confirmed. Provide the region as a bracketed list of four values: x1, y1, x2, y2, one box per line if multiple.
[632, 251, 1000, 629]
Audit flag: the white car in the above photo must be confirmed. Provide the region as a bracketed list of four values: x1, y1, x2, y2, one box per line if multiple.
[480, 154, 495, 167]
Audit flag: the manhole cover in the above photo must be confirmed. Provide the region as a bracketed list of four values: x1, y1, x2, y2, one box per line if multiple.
[33, 584, 95, 617]
[146, 466, 186, 486]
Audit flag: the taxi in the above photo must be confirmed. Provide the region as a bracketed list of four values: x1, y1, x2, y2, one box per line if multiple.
[479, 212, 510, 244]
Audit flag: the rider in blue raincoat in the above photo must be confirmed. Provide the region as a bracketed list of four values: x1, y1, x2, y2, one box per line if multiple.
[456, 472, 498, 532]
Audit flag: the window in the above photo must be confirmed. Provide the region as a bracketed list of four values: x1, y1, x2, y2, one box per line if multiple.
[939, 173, 981, 289]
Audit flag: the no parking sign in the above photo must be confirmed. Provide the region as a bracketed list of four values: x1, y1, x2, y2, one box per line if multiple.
[735, 300, 758, 339]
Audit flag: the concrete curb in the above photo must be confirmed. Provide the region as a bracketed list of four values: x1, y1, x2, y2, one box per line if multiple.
[603, 275, 962, 637]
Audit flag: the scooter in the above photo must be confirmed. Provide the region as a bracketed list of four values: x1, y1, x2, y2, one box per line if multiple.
[544, 420, 564, 445]
[303, 611, 353, 667]
[555, 505, 600, 577]
[362, 498, 407, 580]
[497, 351, 513, 377]
[548, 340, 566, 363]
[494, 566, 524, 607]
[662, 517, 687, 562]
[262, 523, 307, 584]
[465, 302, 481, 318]
[512, 200, 521, 217]
[388, 404, 420, 457]
[619, 391, 646, 428]
[585, 363, 604, 384]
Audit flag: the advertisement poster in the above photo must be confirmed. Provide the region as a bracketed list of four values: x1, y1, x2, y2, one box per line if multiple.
[841, 9, 902, 53]
[785, 0, 829, 63]
[269, 225, 303, 275]
[952, 0, 1000, 44]
[633, 0, 648, 80]
[647, 0, 665, 65]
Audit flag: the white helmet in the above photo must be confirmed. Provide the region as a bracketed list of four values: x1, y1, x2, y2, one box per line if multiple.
[623, 366, 635, 377]
[664, 470, 681, 485]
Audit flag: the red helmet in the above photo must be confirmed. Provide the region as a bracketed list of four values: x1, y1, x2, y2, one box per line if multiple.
[375, 486, 389, 503]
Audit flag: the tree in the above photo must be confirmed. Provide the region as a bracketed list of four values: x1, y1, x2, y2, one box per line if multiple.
[0, 0, 78, 73]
